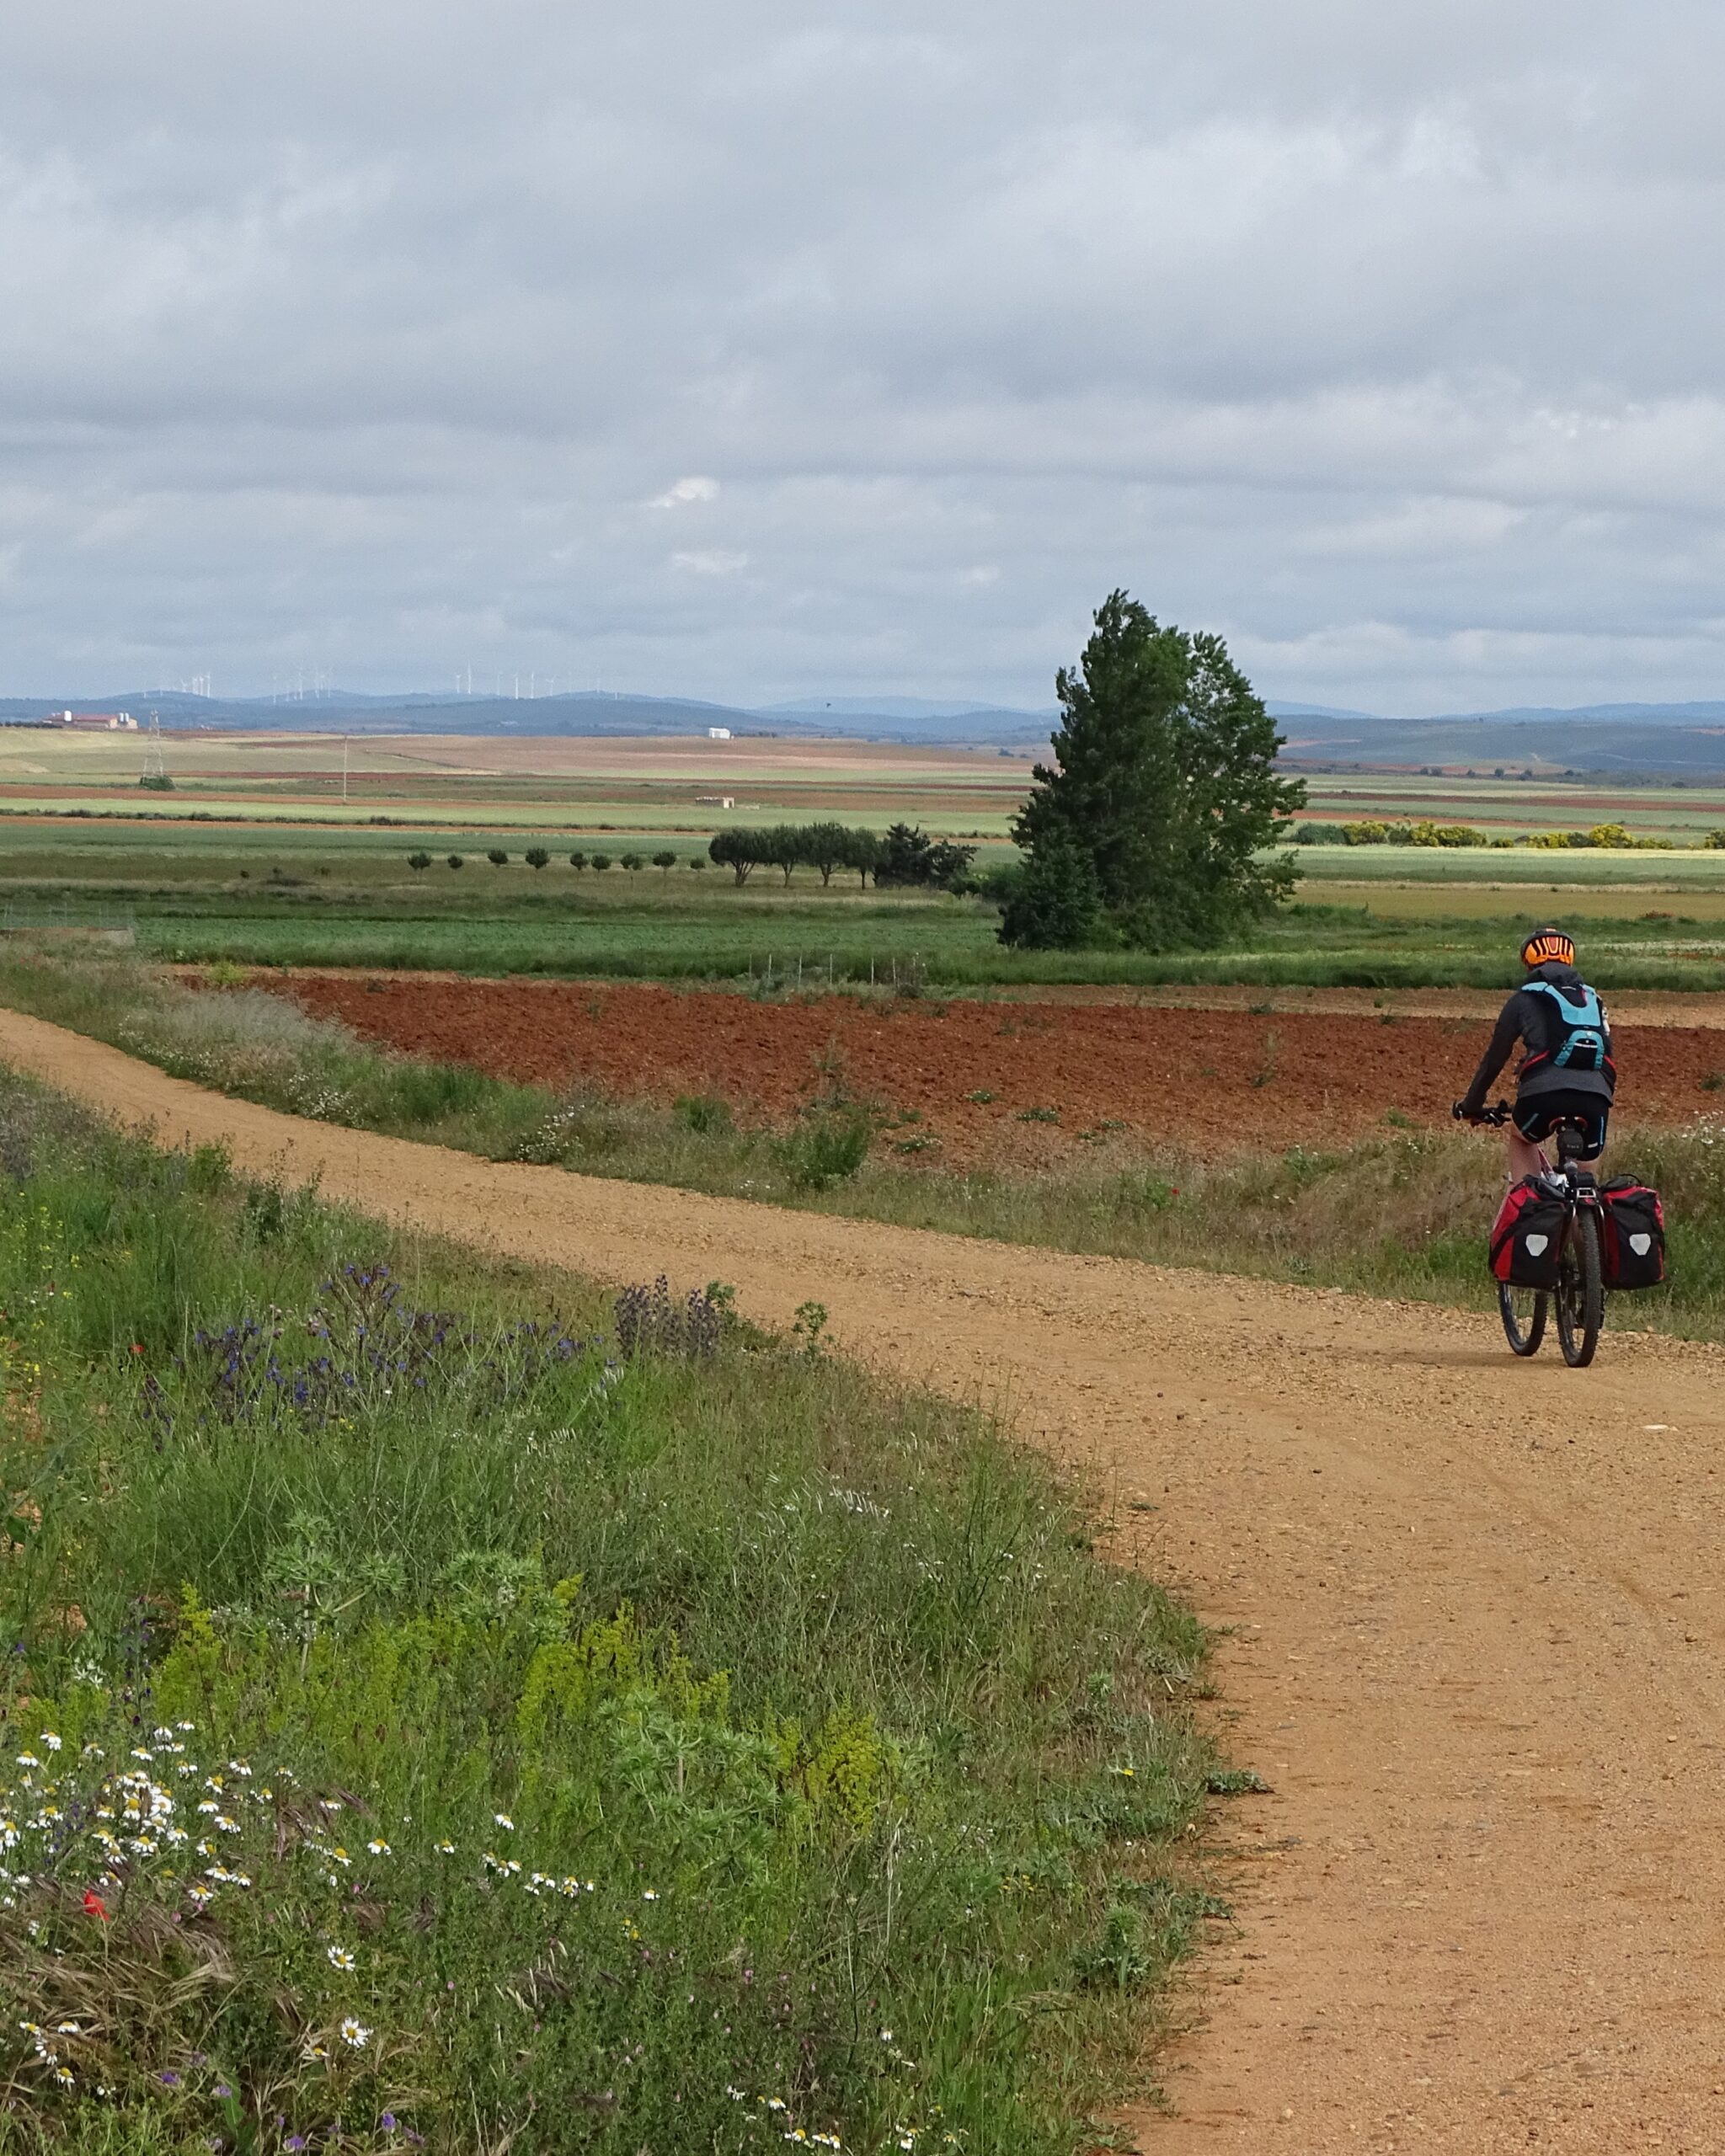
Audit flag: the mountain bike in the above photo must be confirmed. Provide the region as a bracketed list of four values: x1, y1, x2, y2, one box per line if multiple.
[1460, 1099, 1605, 1367]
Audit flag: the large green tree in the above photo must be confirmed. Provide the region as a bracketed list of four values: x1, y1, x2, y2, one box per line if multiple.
[1002, 591, 1305, 949]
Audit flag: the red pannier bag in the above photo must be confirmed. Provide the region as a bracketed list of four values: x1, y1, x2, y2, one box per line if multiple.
[1599, 1177, 1666, 1289]
[1489, 1177, 1566, 1290]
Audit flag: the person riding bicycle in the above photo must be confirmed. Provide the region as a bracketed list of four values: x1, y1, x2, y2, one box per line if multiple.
[1455, 929, 1615, 1182]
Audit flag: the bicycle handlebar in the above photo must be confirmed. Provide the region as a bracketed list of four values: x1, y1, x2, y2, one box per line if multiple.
[1452, 1098, 1514, 1127]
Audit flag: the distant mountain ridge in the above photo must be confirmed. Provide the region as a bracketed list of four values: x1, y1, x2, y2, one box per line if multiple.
[0, 688, 1057, 746]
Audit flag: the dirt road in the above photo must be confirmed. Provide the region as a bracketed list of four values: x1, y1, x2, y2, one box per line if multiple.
[3, 1003, 1723, 2152]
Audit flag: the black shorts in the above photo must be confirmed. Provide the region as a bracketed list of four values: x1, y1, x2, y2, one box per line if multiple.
[1514, 1090, 1610, 1161]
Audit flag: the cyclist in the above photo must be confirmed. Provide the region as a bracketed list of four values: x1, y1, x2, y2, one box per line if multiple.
[1455, 928, 1615, 1180]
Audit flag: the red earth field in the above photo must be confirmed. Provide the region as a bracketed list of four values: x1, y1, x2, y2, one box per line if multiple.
[270, 974, 1725, 1162]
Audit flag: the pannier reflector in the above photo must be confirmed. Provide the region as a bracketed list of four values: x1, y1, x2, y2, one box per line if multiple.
[1630, 1233, 1652, 1255]
[1525, 1234, 1548, 1256]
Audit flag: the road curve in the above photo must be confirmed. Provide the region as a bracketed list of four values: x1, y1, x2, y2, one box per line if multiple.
[2, 1004, 1722, 2153]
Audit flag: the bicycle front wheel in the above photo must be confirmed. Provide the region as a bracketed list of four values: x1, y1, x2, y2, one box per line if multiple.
[1498, 1281, 1547, 1357]
[1557, 1209, 1604, 1368]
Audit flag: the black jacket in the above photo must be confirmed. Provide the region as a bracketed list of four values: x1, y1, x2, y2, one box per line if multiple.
[1461, 961, 1616, 1115]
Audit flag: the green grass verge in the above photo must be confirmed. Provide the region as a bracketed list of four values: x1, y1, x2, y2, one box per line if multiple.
[4, 947, 1721, 1342]
[24, 903, 1725, 994]
[0, 1070, 1218, 2153]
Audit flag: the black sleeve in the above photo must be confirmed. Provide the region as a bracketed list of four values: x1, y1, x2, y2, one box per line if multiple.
[1461, 993, 1526, 1113]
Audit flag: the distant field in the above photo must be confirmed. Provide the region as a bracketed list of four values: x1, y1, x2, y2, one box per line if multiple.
[9, 726, 1725, 848]
[0, 727, 1032, 835]
[1298, 772, 1725, 840]
[10, 763, 1725, 990]
[1295, 844, 1725, 886]
[1312, 878, 1725, 926]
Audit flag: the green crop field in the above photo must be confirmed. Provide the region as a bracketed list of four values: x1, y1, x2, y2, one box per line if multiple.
[11, 793, 1725, 990]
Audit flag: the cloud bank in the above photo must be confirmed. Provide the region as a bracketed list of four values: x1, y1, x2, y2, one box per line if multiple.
[2, 0, 1722, 712]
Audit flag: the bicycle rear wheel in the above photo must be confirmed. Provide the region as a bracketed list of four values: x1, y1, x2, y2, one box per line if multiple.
[1498, 1282, 1547, 1357]
[1557, 1210, 1604, 1368]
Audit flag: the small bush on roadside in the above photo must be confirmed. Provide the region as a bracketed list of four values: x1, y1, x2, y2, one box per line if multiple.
[782, 1106, 873, 1189]
[675, 1092, 734, 1135]
[486, 848, 509, 867]
[407, 851, 432, 871]
[524, 846, 549, 870]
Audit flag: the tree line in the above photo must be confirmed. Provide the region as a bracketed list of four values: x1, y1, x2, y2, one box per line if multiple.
[708, 821, 975, 890]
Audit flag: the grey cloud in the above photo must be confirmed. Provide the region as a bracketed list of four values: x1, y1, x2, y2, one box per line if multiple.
[2, 2, 1723, 709]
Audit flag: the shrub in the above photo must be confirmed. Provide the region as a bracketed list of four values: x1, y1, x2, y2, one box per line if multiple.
[1398, 820, 1482, 847]
[487, 848, 509, 867]
[568, 850, 587, 870]
[782, 1107, 873, 1188]
[652, 849, 677, 873]
[524, 846, 549, 870]
[620, 851, 644, 872]
[590, 852, 611, 871]
[406, 851, 432, 871]
[675, 1093, 734, 1135]
[1338, 820, 1387, 845]
[138, 771, 174, 791]
[446, 854, 464, 869]
[877, 822, 975, 892]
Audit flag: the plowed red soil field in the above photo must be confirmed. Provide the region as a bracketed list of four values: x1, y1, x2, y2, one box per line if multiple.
[274, 974, 1725, 1160]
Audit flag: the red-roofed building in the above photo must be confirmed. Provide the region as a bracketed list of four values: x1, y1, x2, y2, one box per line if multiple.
[49, 710, 136, 729]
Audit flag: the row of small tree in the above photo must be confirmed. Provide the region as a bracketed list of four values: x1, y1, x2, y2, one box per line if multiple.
[708, 822, 975, 890]
[409, 848, 687, 872]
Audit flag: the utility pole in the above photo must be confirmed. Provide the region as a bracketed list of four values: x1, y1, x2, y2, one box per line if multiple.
[343, 733, 350, 805]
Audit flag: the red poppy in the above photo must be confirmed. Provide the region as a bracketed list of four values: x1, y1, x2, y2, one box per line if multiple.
[130, 1344, 145, 1356]
[82, 1889, 109, 1920]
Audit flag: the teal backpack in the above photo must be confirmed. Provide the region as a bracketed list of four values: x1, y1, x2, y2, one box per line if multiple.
[1524, 980, 1610, 1076]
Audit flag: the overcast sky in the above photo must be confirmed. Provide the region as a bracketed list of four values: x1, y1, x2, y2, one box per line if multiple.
[3, 2, 1723, 713]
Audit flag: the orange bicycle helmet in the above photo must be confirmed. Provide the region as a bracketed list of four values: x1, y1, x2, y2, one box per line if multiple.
[1520, 927, 1575, 969]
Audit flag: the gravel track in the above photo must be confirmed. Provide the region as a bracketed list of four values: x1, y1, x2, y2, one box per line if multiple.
[2, 1004, 1722, 2151]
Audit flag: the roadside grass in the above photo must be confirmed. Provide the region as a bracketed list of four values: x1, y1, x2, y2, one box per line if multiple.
[3, 947, 1720, 1340]
[0, 1069, 1218, 2153]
